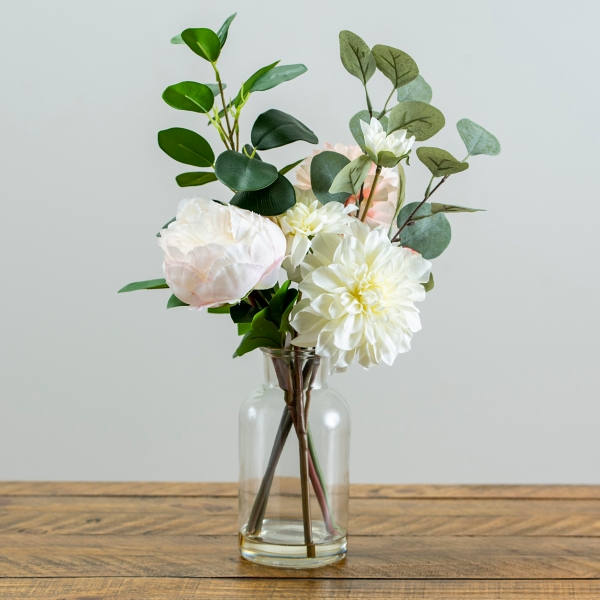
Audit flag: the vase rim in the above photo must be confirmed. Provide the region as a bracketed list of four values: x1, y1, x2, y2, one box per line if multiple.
[261, 347, 318, 358]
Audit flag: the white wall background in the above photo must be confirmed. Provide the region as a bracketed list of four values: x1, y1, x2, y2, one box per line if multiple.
[1, 0, 599, 483]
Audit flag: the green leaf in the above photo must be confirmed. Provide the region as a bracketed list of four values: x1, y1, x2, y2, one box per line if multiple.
[233, 61, 280, 106]
[376, 150, 406, 168]
[234, 309, 283, 357]
[388, 101, 445, 141]
[430, 203, 484, 214]
[162, 81, 214, 114]
[230, 302, 259, 323]
[456, 118, 501, 156]
[397, 202, 452, 259]
[170, 34, 184, 44]
[237, 322, 252, 336]
[339, 30, 376, 84]
[118, 279, 168, 293]
[372, 44, 419, 89]
[158, 128, 215, 168]
[167, 294, 189, 309]
[217, 13, 236, 48]
[251, 64, 308, 92]
[251, 109, 318, 151]
[350, 110, 388, 151]
[279, 158, 303, 175]
[207, 304, 232, 314]
[396, 74, 432, 103]
[230, 173, 296, 216]
[310, 151, 351, 204]
[175, 171, 218, 188]
[423, 273, 435, 292]
[181, 28, 221, 62]
[204, 83, 225, 97]
[156, 218, 175, 237]
[416, 147, 469, 177]
[214, 150, 278, 191]
[242, 144, 261, 160]
[268, 280, 298, 325]
[329, 155, 372, 195]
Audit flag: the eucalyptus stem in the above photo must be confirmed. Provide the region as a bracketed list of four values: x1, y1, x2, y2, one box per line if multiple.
[364, 85, 374, 118]
[360, 165, 382, 222]
[391, 174, 450, 243]
[379, 87, 395, 117]
[212, 64, 234, 146]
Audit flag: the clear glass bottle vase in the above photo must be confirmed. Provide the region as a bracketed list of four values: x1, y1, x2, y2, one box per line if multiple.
[238, 348, 350, 568]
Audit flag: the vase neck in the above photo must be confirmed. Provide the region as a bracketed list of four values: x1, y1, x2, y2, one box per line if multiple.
[262, 349, 328, 390]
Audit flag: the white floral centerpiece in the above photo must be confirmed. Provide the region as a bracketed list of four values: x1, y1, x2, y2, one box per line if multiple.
[119, 13, 500, 567]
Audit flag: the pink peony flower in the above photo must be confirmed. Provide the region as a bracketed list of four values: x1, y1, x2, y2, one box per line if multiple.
[158, 198, 286, 309]
[296, 142, 399, 230]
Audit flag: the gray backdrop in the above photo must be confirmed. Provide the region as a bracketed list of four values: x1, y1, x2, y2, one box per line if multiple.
[1, 0, 598, 483]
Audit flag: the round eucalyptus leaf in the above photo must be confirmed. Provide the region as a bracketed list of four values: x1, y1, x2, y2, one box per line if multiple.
[397, 75, 432, 103]
[215, 151, 278, 191]
[372, 44, 419, 89]
[457, 118, 501, 156]
[233, 61, 279, 107]
[416, 147, 469, 177]
[350, 110, 389, 150]
[251, 109, 318, 151]
[387, 101, 445, 141]
[310, 151, 351, 204]
[339, 30, 376, 84]
[158, 128, 215, 168]
[181, 28, 221, 62]
[230, 174, 296, 216]
[397, 202, 452, 259]
[162, 81, 214, 114]
[251, 64, 307, 92]
[175, 171, 218, 187]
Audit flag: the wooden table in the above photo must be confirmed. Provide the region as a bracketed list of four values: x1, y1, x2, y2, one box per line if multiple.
[0, 483, 599, 598]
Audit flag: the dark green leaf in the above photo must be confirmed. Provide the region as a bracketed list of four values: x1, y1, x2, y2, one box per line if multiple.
[217, 13, 236, 47]
[423, 273, 435, 292]
[279, 158, 303, 175]
[230, 302, 259, 323]
[170, 34, 184, 44]
[118, 279, 168, 293]
[181, 28, 221, 62]
[167, 294, 189, 309]
[268, 280, 298, 325]
[329, 155, 371, 195]
[233, 61, 280, 106]
[234, 309, 283, 357]
[158, 128, 215, 168]
[416, 147, 469, 177]
[457, 118, 501, 156]
[207, 304, 232, 314]
[339, 30, 376, 84]
[372, 44, 419, 89]
[230, 173, 296, 216]
[310, 151, 351, 204]
[215, 150, 278, 191]
[251, 64, 307, 92]
[397, 202, 452, 259]
[350, 110, 388, 151]
[176, 171, 218, 187]
[162, 81, 214, 114]
[156, 218, 176, 238]
[388, 101, 445, 141]
[430, 203, 484, 214]
[251, 109, 318, 151]
[396, 74, 432, 103]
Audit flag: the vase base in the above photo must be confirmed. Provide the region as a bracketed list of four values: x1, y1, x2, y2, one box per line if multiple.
[239, 518, 347, 569]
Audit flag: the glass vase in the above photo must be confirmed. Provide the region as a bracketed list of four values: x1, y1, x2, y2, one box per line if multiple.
[238, 348, 350, 568]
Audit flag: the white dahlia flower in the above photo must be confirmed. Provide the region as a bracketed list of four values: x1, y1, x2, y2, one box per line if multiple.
[158, 198, 286, 309]
[290, 221, 431, 370]
[296, 142, 400, 230]
[276, 188, 356, 280]
[360, 117, 415, 161]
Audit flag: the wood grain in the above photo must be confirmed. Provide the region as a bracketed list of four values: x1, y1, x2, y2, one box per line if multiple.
[1, 578, 600, 599]
[2, 533, 600, 579]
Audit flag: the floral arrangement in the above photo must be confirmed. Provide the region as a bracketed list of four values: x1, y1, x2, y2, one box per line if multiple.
[119, 13, 500, 562]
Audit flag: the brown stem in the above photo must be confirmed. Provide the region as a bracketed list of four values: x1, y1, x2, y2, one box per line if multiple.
[391, 175, 449, 243]
[360, 166, 382, 222]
